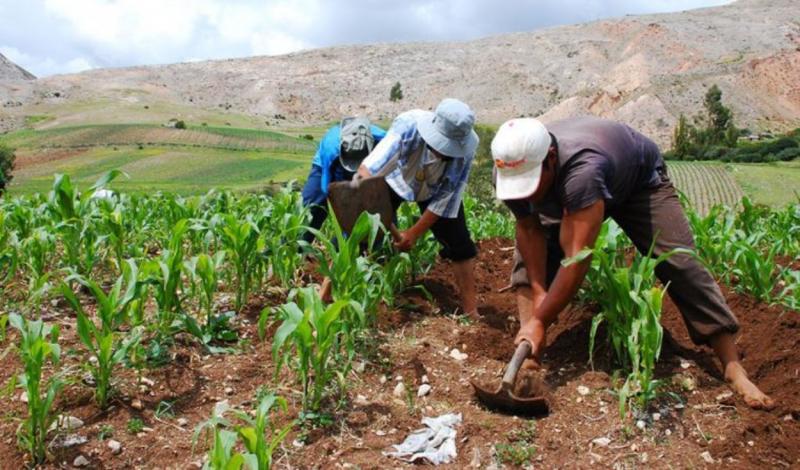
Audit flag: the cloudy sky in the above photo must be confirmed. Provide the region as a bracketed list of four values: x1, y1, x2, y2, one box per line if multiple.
[1, 0, 731, 77]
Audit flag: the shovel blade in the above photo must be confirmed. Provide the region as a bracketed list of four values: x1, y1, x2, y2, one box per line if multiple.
[328, 177, 394, 234]
[471, 380, 550, 417]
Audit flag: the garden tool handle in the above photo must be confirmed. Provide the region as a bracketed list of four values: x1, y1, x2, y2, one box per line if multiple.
[502, 340, 532, 392]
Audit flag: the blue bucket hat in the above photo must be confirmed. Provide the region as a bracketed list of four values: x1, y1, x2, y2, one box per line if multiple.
[417, 98, 479, 159]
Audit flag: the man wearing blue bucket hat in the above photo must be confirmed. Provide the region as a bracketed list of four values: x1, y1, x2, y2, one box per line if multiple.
[355, 98, 479, 317]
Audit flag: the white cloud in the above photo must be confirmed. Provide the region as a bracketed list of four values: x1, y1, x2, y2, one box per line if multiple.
[1, 0, 734, 77]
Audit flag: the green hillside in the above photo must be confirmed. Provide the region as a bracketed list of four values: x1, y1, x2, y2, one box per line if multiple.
[4, 123, 318, 194]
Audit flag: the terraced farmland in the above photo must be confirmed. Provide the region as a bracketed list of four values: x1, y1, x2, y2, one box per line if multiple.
[5, 124, 317, 194]
[667, 161, 744, 214]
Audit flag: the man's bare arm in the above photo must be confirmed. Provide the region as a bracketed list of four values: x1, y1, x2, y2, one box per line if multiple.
[516, 200, 605, 345]
[516, 215, 549, 305]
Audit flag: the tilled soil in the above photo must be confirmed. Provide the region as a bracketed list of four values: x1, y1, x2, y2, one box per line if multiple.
[0, 237, 798, 469]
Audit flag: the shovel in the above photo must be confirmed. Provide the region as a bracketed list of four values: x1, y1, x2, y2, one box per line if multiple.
[328, 176, 402, 242]
[471, 341, 550, 416]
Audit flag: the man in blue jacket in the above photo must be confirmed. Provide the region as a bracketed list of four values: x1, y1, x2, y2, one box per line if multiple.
[301, 117, 387, 243]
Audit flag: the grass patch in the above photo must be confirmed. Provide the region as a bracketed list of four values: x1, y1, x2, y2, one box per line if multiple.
[10, 145, 310, 195]
[726, 160, 800, 206]
[24, 115, 54, 127]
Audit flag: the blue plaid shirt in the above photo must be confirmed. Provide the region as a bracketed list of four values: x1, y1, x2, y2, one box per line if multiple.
[362, 110, 474, 219]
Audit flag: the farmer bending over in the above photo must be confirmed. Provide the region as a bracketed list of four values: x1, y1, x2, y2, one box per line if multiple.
[492, 116, 774, 410]
[300, 117, 387, 244]
[354, 98, 479, 317]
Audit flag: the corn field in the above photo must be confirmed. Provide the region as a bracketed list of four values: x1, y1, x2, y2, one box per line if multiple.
[1, 170, 798, 467]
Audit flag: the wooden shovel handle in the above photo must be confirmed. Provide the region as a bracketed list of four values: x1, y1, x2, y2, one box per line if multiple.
[502, 341, 532, 391]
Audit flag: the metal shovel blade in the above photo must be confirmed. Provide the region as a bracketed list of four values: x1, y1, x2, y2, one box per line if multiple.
[328, 176, 395, 235]
[471, 341, 551, 416]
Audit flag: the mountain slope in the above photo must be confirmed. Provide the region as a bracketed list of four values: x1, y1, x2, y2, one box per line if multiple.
[0, 53, 35, 81]
[3, 0, 799, 145]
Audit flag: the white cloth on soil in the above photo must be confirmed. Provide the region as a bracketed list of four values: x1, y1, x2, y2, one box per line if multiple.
[384, 413, 462, 465]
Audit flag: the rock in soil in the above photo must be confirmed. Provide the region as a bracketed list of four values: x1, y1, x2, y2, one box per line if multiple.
[51, 434, 88, 449]
[131, 398, 144, 410]
[177, 418, 189, 427]
[592, 437, 611, 447]
[107, 439, 122, 454]
[418, 384, 432, 397]
[393, 382, 406, 398]
[449, 349, 468, 361]
[701, 451, 714, 464]
[73, 455, 90, 467]
[49, 415, 84, 432]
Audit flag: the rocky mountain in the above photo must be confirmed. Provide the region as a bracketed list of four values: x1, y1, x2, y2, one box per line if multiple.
[0, 53, 35, 81]
[2, 0, 799, 144]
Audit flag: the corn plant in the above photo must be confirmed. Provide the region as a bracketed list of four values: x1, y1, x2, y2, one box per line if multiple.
[193, 394, 292, 470]
[311, 210, 382, 317]
[218, 215, 262, 311]
[20, 228, 55, 306]
[271, 287, 361, 413]
[0, 209, 18, 288]
[184, 252, 237, 353]
[263, 187, 309, 287]
[730, 239, 780, 303]
[465, 196, 515, 240]
[61, 260, 143, 408]
[48, 171, 125, 275]
[142, 219, 189, 336]
[566, 235, 689, 417]
[96, 197, 128, 272]
[396, 203, 439, 278]
[9, 313, 63, 465]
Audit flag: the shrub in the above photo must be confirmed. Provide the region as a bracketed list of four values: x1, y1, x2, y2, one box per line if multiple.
[777, 147, 800, 161]
[175, 120, 187, 130]
[389, 82, 403, 102]
[0, 142, 16, 196]
[760, 137, 798, 156]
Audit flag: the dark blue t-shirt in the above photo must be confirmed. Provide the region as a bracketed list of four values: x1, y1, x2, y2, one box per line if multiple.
[504, 116, 664, 221]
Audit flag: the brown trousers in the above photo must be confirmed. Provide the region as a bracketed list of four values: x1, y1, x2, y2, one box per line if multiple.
[510, 170, 739, 346]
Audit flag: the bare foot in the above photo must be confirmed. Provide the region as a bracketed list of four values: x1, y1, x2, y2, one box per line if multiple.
[725, 362, 775, 410]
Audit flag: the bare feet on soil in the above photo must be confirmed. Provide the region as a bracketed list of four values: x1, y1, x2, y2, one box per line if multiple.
[725, 362, 776, 410]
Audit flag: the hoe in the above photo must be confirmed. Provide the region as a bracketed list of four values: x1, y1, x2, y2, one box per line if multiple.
[471, 341, 551, 416]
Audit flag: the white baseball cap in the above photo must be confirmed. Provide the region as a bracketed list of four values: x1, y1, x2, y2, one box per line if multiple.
[491, 118, 552, 200]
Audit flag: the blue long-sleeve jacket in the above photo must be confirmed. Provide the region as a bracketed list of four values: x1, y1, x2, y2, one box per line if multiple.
[311, 124, 387, 195]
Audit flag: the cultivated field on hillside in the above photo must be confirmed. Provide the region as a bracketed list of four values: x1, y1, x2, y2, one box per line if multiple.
[5, 124, 318, 194]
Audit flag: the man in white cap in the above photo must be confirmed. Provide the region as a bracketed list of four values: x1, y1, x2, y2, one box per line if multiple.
[355, 98, 479, 317]
[492, 115, 774, 410]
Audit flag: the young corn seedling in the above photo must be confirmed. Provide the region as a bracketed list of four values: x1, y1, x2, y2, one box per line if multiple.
[20, 228, 56, 307]
[271, 287, 361, 414]
[311, 209, 383, 321]
[9, 313, 63, 465]
[47, 171, 126, 275]
[141, 219, 189, 336]
[263, 186, 310, 287]
[61, 260, 143, 409]
[184, 252, 237, 353]
[218, 214, 262, 311]
[565, 233, 688, 417]
[193, 394, 292, 470]
[731, 239, 780, 303]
